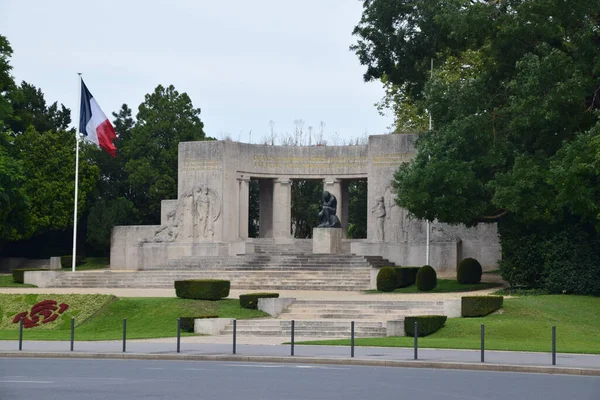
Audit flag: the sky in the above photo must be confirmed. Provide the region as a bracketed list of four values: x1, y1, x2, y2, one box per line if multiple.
[0, 0, 392, 144]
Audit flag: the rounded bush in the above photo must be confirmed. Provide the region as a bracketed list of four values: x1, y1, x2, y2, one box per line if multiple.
[457, 258, 483, 284]
[377, 266, 397, 292]
[174, 279, 230, 300]
[416, 265, 437, 291]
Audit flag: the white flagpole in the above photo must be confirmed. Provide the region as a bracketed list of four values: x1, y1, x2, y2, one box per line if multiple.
[72, 74, 82, 272]
[426, 58, 433, 266]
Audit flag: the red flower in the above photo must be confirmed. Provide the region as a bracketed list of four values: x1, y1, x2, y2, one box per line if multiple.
[13, 300, 70, 329]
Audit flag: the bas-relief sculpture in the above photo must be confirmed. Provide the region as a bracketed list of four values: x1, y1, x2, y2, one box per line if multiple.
[153, 185, 221, 242]
[371, 196, 386, 241]
[317, 191, 341, 228]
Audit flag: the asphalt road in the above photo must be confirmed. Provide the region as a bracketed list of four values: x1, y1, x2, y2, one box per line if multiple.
[1, 358, 599, 400]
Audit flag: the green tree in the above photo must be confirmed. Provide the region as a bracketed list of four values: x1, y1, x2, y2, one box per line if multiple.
[122, 85, 207, 224]
[291, 180, 322, 238]
[347, 180, 367, 238]
[353, 0, 600, 293]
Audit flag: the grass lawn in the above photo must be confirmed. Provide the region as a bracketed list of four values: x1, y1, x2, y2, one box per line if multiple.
[61, 257, 110, 271]
[0, 297, 267, 341]
[297, 295, 600, 354]
[364, 279, 502, 294]
[0, 275, 36, 288]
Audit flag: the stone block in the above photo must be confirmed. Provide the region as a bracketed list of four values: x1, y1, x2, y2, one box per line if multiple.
[312, 228, 342, 254]
[49, 257, 62, 270]
[194, 318, 234, 335]
[24, 270, 61, 287]
[228, 241, 255, 256]
[386, 320, 406, 337]
[258, 298, 295, 317]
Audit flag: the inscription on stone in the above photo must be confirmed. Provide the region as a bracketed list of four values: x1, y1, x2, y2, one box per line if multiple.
[181, 160, 220, 171]
[371, 153, 414, 167]
[253, 155, 367, 170]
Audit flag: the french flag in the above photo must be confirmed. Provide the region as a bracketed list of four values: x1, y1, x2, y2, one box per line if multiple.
[79, 80, 117, 157]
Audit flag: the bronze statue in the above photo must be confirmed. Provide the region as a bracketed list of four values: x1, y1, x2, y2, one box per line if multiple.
[317, 191, 341, 228]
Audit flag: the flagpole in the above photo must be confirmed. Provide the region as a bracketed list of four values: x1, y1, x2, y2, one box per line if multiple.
[72, 74, 82, 272]
[426, 58, 433, 266]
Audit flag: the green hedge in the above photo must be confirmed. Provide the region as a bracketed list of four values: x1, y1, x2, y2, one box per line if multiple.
[174, 279, 231, 300]
[179, 314, 219, 332]
[12, 268, 49, 284]
[60, 255, 86, 269]
[457, 258, 483, 284]
[376, 267, 397, 292]
[239, 293, 279, 309]
[461, 296, 504, 317]
[404, 315, 447, 337]
[394, 267, 420, 288]
[416, 265, 437, 291]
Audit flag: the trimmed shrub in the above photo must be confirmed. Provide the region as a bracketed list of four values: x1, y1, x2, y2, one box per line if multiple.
[416, 265, 437, 291]
[394, 267, 420, 288]
[239, 293, 280, 309]
[179, 314, 219, 332]
[461, 296, 504, 317]
[60, 255, 86, 269]
[404, 315, 447, 337]
[174, 279, 230, 300]
[12, 268, 49, 284]
[457, 258, 483, 284]
[377, 267, 397, 292]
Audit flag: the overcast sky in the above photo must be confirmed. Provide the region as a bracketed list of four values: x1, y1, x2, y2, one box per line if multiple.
[0, 0, 392, 144]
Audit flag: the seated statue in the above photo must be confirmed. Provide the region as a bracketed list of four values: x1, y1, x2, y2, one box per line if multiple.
[317, 191, 342, 228]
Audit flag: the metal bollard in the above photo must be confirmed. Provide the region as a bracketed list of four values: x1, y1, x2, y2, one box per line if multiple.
[351, 321, 355, 358]
[414, 321, 418, 360]
[291, 320, 295, 356]
[70, 318, 75, 352]
[122, 318, 127, 353]
[18, 319, 23, 351]
[552, 326, 556, 366]
[233, 319, 237, 354]
[481, 324, 485, 363]
[177, 318, 181, 353]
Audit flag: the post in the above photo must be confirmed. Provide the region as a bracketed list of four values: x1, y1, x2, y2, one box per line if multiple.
[176, 318, 181, 353]
[414, 321, 418, 360]
[481, 324, 485, 363]
[122, 318, 127, 353]
[552, 326, 556, 366]
[233, 319, 237, 355]
[351, 321, 355, 358]
[18, 319, 23, 351]
[291, 320, 295, 356]
[72, 74, 82, 272]
[70, 318, 75, 351]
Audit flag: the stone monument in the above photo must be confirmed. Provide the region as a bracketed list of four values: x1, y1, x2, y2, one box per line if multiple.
[313, 191, 343, 254]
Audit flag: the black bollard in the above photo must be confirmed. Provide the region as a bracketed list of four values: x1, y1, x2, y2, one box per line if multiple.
[18, 318, 23, 351]
[233, 319, 237, 355]
[291, 320, 295, 356]
[177, 318, 181, 353]
[414, 321, 418, 360]
[351, 321, 355, 358]
[122, 318, 127, 353]
[481, 324, 485, 363]
[552, 326, 556, 366]
[70, 318, 75, 352]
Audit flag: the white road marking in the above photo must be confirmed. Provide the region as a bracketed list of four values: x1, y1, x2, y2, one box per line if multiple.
[0, 380, 54, 384]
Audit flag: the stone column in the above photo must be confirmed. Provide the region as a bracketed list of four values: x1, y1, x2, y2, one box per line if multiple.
[237, 177, 250, 239]
[272, 177, 292, 239]
[341, 180, 350, 238]
[259, 179, 274, 238]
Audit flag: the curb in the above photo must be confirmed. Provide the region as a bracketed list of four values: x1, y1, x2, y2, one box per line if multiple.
[1, 352, 599, 376]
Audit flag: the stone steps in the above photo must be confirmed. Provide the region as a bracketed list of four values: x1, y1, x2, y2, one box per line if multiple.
[220, 319, 387, 338]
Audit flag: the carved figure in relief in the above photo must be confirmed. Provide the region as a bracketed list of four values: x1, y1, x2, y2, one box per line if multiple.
[154, 207, 180, 242]
[317, 191, 341, 228]
[194, 185, 222, 240]
[371, 196, 386, 241]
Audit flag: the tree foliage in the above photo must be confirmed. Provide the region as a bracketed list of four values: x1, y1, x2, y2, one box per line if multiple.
[354, 1, 600, 293]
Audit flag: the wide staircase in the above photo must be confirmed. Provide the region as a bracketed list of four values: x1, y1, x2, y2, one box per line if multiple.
[43, 239, 394, 291]
[221, 299, 447, 338]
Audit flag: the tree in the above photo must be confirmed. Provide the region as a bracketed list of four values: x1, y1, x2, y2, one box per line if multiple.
[122, 85, 208, 224]
[353, 0, 600, 293]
